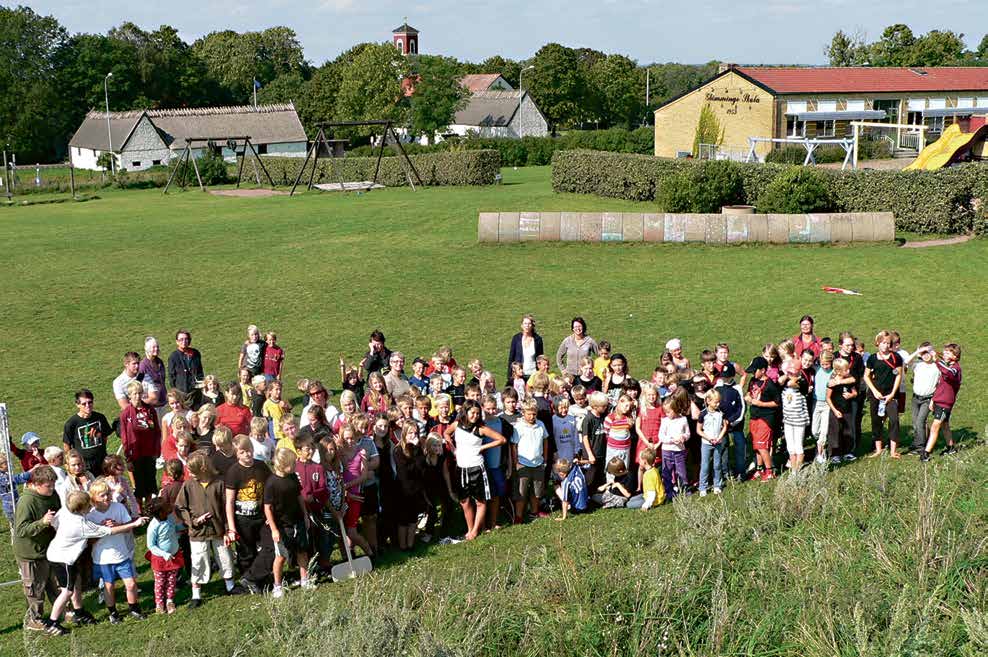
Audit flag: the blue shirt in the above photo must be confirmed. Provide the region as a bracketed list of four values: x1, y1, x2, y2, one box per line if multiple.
[408, 375, 429, 395]
[561, 467, 588, 511]
[482, 416, 506, 469]
[146, 516, 180, 559]
[814, 365, 833, 401]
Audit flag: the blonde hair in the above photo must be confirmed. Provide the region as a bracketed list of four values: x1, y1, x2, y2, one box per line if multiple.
[832, 357, 849, 375]
[203, 374, 219, 391]
[197, 404, 216, 422]
[44, 446, 63, 462]
[874, 330, 892, 346]
[555, 458, 573, 476]
[339, 390, 357, 407]
[125, 380, 142, 396]
[249, 416, 268, 437]
[273, 448, 297, 476]
[520, 398, 538, 413]
[588, 391, 609, 410]
[87, 478, 110, 499]
[705, 388, 721, 408]
[212, 425, 233, 449]
[67, 490, 92, 514]
[233, 434, 252, 452]
[529, 372, 550, 393]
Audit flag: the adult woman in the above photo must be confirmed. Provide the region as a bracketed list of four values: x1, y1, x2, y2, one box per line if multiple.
[507, 314, 544, 382]
[56, 449, 95, 505]
[119, 381, 161, 509]
[555, 317, 598, 376]
[792, 315, 823, 360]
[139, 336, 167, 411]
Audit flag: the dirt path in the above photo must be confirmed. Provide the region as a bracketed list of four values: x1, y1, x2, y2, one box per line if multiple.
[900, 234, 975, 248]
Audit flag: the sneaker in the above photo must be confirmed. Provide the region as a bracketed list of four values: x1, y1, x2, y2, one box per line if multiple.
[830, 456, 842, 465]
[920, 450, 931, 463]
[271, 586, 284, 599]
[300, 579, 317, 591]
[713, 488, 722, 495]
[129, 609, 146, 621]
[72, 610, 97, 626]
[107, 611, 123, 625]
[24, 618, 47, 632]
[166, 601, 176, 615]
[843, 454, 856, 462]
[762, 471, 775, 481]
[814, 455, 826, 464]
[239, 578, 260, 595]
[699, 490, 707, 497]
[227, 585, 247, 595]
[942, 445, 958, 456]
[44, 620, 69, 636]
[187, 599, 202, 610]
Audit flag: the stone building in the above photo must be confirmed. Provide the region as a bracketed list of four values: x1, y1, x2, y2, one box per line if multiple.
[448, 90, 549, 139]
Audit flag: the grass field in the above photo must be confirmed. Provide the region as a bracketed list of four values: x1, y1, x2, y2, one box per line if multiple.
[0, 166, 986, 655]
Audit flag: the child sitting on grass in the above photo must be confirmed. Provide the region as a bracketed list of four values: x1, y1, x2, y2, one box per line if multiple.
[628, 448, 664, 510]
[594, 457, 632, 508]
[553, 458, 587, 520]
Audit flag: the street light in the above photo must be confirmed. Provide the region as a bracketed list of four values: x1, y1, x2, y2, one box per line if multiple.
[517, 65, 535, 137]
[104, 72, 115, 175]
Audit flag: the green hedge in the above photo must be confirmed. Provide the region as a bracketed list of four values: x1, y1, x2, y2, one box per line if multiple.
[259, 150, 500, 187]
[551, 150, 988, 234]
[346, 127, 655, 167]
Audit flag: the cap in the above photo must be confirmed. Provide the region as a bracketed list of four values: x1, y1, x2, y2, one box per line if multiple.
[665, 338, 681, 351]
[745, 356, 768, 373]
[20, 431, 41, 447]
[717, 362, 737, 380]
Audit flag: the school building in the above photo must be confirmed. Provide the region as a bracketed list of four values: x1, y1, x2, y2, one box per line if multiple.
[653, 65, 988, 159]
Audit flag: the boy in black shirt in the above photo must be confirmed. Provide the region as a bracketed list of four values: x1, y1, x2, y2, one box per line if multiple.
[61, 389, 112, 476]
[744, 357, 781, 481]
[224, 435, 271, 581]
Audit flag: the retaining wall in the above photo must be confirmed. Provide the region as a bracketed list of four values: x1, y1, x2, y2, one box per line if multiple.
[477, 212, 895, 244]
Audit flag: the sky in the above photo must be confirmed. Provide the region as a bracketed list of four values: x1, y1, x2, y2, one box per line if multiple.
[28, 0, 988, 66]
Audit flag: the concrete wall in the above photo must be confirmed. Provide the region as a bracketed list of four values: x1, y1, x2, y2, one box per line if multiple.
[478, 211, 896, 244]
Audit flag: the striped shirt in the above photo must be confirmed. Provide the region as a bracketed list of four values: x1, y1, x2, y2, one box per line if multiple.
[603, 413, 633, 450]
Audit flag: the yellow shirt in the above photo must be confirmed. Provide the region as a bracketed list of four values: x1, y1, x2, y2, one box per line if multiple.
[642, 467, 664, 507]
[263, 399, 286, 442]
[593, 356, 611, 381]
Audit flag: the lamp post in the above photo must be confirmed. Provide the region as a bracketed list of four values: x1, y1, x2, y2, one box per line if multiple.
[517, 65, 535, 137]
[104, 72, 115, 175]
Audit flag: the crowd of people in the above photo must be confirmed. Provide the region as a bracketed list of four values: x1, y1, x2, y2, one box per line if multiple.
[2, 316, 964, 636]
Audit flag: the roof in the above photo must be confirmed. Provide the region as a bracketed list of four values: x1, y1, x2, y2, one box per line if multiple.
[392, 23, 419, 34]
[69, 104, 307, 151]
[735, 66, 988, 94]
[453, 90, 532, 127]
[460, 74, 507, 93]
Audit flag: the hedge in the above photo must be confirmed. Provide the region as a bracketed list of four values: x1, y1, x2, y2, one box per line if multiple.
[259, 149, 500, 187]
[552, 150, 988, 234]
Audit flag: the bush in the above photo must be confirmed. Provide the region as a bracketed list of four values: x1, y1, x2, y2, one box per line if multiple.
[658, 160, 745, 212]
[757, 167, 834, 213]
[551, 149, 988, 234]
[259, 149, 500, 187]
[765, 145, 848, 165]
[196, 151, 230, 185]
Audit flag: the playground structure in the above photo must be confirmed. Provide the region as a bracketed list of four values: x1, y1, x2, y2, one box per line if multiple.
[289, 120, 422, 196]
[163, 136, 274, 193]
[745, 137, 856, 169]
[905, 117, 988, 171]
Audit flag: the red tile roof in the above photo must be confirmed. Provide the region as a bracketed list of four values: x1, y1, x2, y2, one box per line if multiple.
[735, 67, 988, 94]
[460, 74, 506, 93]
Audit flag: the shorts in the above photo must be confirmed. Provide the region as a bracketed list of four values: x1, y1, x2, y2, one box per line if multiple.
[344, 497, 362, 529]
[275, 522, 307, 558]
[52, 562, 78, 591]
[458, 466, 492, 502]
[515, 465, 545, 500]
[93, 559, 136, 583]
[750, 418, 773, 451]
[486, 466, 507, 498]
[360, 484, 380, 518]
[931, 404, 952, 422]
[132, 456, 159, 498]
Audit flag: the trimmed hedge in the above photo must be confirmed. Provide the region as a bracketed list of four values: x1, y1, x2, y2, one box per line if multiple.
[552, 150, 988, 234]
[259, 150, 500, 187]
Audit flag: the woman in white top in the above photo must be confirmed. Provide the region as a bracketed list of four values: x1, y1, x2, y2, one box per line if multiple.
[507, 314, 544, 383]
[448, 400, 506, 541]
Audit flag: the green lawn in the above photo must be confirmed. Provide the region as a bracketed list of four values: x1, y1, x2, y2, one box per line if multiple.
[0, 166, 985, 655]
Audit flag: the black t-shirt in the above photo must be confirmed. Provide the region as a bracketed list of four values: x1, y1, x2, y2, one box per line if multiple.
[250, 393, 265, 418]
[62, 412, 112, 473]
[210, 450, 237, 477]
[845, 352, 865, 385]
[582, 411, 607, 459]
[866, 353, 901, 395]
[194, 428, 215, 454]
[224, 461, 272, 517]
[829, 381, 855, 413]
[449, 384, 466, 408]
[263, 472, 302, 530]
[577, 375, 602, 392]
[747, 378, 781, 421]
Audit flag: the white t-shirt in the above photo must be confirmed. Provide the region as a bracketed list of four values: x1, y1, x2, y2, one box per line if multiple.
[47, 508, 111, 565]
[112, 371, 137, 402]
[659, 416, 689, 452]
[86, 502, 135, 565]
[454, 426, 484, 469]
[251, 435, 276, 464]
[912, 361, 940, 397]
[300, 402, 340, 429]
[512, 419, 548, 468]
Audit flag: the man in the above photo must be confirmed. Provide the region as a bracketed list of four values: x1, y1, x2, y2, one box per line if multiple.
[359, 330, 392, 375]
[112, 352, 141, 411]
[168, 329, 204, 407]
[384, 351, 411, 398]
[62, 389, 113, 476]
[299, 380, 340, 429]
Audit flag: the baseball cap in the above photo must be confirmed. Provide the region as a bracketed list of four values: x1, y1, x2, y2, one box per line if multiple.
[745, 356, 768, 373]
[21, 432, 41, 447]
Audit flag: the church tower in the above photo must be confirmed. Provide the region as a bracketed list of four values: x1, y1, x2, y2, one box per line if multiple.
[392, 20, 419, 56]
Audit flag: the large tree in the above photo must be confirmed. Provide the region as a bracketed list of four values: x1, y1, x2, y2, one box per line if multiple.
[588, 54, 644, 129]
[408, 56, 469, 142]
[871, 24, 916, 66]
[192, 27, 306, 103]
[333, 42, 409, 133]
[910, 30, 966, 66]
[479, 55, 523, 88]
[527, 43, 585, 134]
[825, 30, 869, 66]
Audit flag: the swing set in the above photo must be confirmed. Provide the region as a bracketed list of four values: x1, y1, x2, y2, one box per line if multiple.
[163, 136, 274, 193]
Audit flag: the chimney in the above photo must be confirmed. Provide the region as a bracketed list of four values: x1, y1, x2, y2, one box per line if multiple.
[718, 62, 736, 74]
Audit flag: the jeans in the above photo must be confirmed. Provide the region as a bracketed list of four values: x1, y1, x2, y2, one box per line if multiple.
[699, 441, 725, 492]
[661, 450, 688, 500]
[911, 394, 932, 450]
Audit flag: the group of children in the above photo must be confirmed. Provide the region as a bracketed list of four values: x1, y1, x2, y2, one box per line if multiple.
[7, 322, 964, 636]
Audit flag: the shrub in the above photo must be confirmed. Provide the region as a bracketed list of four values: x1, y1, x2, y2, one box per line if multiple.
[658, 160, 745, 212]
[196, 151, 230, 186]
[765, 145, 847, 165]
[757, 167, 835, 213]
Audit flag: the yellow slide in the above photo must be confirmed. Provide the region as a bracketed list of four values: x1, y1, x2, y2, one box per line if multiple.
[905, 123, 986, 171]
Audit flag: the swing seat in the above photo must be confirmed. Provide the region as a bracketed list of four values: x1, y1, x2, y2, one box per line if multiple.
[313, 181, 385, 192]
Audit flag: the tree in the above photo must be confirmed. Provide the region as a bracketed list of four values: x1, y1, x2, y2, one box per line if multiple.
[527, 43, 585, 135]
[911, 30, 966, 66]
[978, 34, 988, 59]
[408, 56, 469, 143]
[692, 104, 723, 157]
[872, 24, 916, 66]
[825, 30, 868, 66]
[192, 27, 307, 103]
[588, 54, 644, 129]
[334, 43, 410, 133]
[479, 55, 522, 87]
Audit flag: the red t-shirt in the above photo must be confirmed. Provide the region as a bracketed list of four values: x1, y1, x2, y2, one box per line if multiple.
[793, 334, 823, 360]
[216, 403, 253, 437]
[263, 345, 284, 378]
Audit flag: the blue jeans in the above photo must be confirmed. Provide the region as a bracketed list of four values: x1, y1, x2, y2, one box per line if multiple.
[699, 441, 725, 492]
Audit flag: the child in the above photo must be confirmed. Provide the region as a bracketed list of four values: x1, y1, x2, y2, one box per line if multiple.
[568, 385, 590, 428]
[338, 423, 375, 557]
[294, 436, 331, 571]
[552, 396, 580, 464]
[391, 426, 426, 550]
[781, 375, 810, 471]
[603, 394, 635, 468]
[10, 431, 47, 472]
[811, 351, 835, 463]
[863, 331, 904, 458]
[1, 451, 33, 523]
[553, 458, 587, 519]
[421, 433, 455, 542]
[249, 416, 276, 464]
[217, 383, 253, 438]
[482, 395, 511, 529]
[826, 358, 858, 464]
[210, 426, 237, 477]
[602, 354, 629, 405]
[145, 497, 182, 614]
[452, 400, 507, 540]
[448, 367, 468, 410]
[510, 362, 527, 400]
[408, 357, 430, 395]
[576, 357, 603, 393]
[627, 448, 664, 510]
[714, 364, 747, 480]
[907, 343, 939, 454]
[478, 371, 502, 410]
[102, 454, 139, 518]
[362, 371, 392, 418]
[249, 375, 268, 417]
[317, 437, 348, 562]
[238, 368, 254, 406]
[13, 466, 64, 633]
[635, 383, 663, 491]
[239, 324, 267, 378]
[413, 395, 433, 436]
[744, 357, 781, 481]
[511, 399, 549, 524]
[340, 359, 366, 403]
[697, 390, 728, 496]
[177, 451, 235, 605]
[262, 331, 284, 382]
[528, 373, 555, 441]
[594, 457, 632, 508]
[224, 435, 271, 579]
[593, 341, 612, 381]
[659, 390, 691, 500]
[45, 491, 146, 635]
[580, 391, 609, 492]
[244, 448, 312, 598]
[467, 359, 485, 386]
[922, 344, 962, 461]
[200, 375, 224, 409]
[86, 478, 145, 623]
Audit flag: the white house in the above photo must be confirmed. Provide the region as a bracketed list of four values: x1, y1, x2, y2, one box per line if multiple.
[459, 74, 514, 93]
[447, 90, 549, 139]
[68, 103, 308, 171]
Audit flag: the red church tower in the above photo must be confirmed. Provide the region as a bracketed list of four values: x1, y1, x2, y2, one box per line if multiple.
[393, 20, 419, 55]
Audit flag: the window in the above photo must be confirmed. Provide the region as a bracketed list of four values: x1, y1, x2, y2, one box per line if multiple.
[131, 161, 141, 168]
[926, 116, 945, 133]
[907, 98, 926, 111]
[957, 98, 974, 108]
[256, 144, 267, 155]
[978, 97, 988, 108]
[152, 160, 161, 166]
[410, 39, 417, 54]
[786, 117, 806, 137]
[816, 100, 837, 113]
[816, 120, 835, 137]
[872, 99, 899, 122]
[786, 101, 807, 114]
[395, 40, 404, 54]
